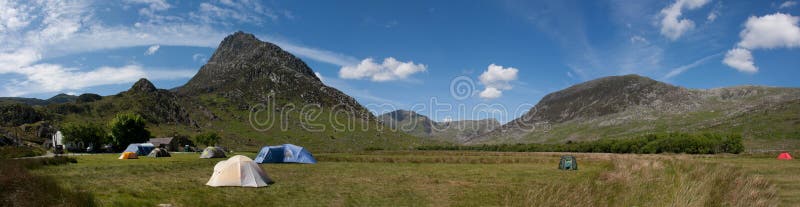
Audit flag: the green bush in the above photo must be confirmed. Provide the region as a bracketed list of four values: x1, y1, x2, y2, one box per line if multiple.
[418, 133, 745, 154]
[108, 112, 151, 151]
[61, 123, 108, 151]
[195, 132, 220, 147]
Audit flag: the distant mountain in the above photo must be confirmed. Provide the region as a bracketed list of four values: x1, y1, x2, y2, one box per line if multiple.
[378, 110, 500, 143]
[472, 75, 800, 149]
[0, 93, 77, 106]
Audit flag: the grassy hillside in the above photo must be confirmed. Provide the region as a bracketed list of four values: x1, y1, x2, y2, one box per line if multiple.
[476, 81, 800, 150]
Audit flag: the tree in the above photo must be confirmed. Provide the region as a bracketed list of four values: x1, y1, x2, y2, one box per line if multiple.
[195, 132, 220, 147]
[61, 123, 107, 152]
[108, 112, 150, 151]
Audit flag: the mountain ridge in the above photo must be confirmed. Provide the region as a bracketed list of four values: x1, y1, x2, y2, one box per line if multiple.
[378, 109, 500, 144]
[471, 75, 800, 146]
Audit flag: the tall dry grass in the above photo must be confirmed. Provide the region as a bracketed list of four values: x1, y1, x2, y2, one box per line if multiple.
[0, 157, 96, 207]
[500, 154, 778, 207]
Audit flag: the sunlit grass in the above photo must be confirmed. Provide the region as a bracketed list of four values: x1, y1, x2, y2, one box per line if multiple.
[28, 151, 791, 206]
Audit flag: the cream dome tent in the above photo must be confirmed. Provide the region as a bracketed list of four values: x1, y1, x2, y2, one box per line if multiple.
[200, 147, 226, 158]
[206, 155, 273, 187]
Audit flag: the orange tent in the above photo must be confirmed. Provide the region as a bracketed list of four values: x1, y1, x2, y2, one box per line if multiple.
[119, 151, 138, 159]
[777, 152, 793, 160]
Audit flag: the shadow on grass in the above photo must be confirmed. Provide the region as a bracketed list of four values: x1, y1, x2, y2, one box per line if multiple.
[1, 156, 96, 207]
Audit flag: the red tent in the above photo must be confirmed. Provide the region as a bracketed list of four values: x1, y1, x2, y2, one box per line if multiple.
[777, 152, 793, 160]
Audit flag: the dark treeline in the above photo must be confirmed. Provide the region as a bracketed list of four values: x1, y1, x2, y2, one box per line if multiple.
[419, 133, 745, 154]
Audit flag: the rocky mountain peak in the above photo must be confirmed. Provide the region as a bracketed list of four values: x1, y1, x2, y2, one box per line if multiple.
[129, 78, 158, 93]
[204, 31, 318, 80]
[177, 31, 372, 121]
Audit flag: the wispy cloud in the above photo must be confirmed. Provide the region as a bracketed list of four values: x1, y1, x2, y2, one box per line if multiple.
[663, 52, 722, 79]
[779, 1, 797, 9]
[2, 64, 147, 96]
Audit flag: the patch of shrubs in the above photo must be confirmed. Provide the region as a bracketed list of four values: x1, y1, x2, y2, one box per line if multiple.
[0, 146, 45, 159]
[418, 133, 745, 154]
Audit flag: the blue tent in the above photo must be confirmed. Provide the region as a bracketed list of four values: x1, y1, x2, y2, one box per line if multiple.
[124, 143, 155, 156]
[254, 144, 317, 164]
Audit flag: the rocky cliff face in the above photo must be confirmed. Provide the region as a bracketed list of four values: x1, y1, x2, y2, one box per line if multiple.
[177, 31, 372, 120]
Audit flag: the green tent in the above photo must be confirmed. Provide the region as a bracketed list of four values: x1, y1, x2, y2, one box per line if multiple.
[558, 155, 578, 170]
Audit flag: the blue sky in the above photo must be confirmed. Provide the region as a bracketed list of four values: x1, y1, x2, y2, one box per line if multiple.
[1, 0, 799, 123]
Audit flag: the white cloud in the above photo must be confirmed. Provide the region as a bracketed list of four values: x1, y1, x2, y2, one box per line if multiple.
[314, 72, 325, 83]
[124, 0, 171, 18]
[779, 1, 797, 9]
[707, 10, 718, 22]
[479, 87, 502, 99]
[723, 48, 758, 73]
[191, 0, 278, 25]
[630, 35, 649, 44]
[3, 64, 148, 96]
[737, 13, 800, 49]
[144, 68, 196, 80]
[479, 64, 518, 90]
[0, 48, 41, 73]
[477, 64, 518, 99]
[268, 39, 359, 66]
[339, 57, 427, 82]
[723, 13, 800, 73]
[0, 0, 35, 32]
[124, 0, 170, 11]
[144, 44, 160, 55]
[658, 0, 712, 40]
[192, 53, 207, 62]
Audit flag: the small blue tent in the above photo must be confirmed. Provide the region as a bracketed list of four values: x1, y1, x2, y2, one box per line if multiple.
[254, 144, 317, 164]
[124, 143, 155, 156]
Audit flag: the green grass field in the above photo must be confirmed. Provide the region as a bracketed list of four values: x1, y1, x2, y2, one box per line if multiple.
[26, 151, 797, 206]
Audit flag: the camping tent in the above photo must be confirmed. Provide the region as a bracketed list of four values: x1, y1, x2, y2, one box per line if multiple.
[778, 152, 793, 160]
[206, 155, 273, 187]
[148, 148, 171, 157]
[124, 143, 155, 156]
[200, 147, 227, 159]
[254, 144, 317, 164]
[558, 155, 578, 170]
[118, 151, 138, 159]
